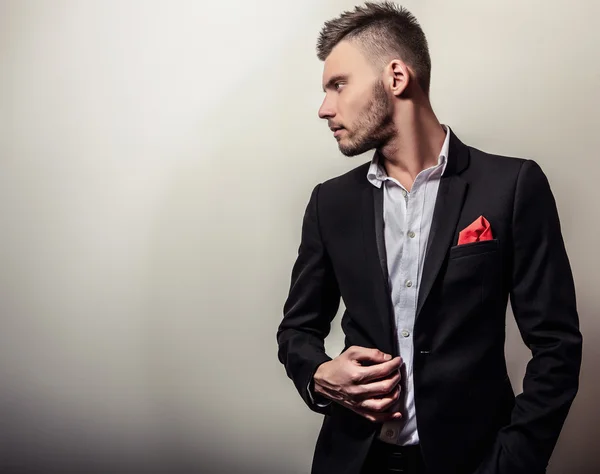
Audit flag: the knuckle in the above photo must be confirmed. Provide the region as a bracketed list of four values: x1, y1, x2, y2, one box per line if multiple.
[350, 369, 363, 383]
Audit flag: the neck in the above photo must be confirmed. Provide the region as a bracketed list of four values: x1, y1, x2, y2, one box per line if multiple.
[377, 101, 446, 191]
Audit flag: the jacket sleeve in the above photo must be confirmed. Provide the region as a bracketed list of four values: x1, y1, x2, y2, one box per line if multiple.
[474, 160, 583, 474]
[276, 183, 341, 416]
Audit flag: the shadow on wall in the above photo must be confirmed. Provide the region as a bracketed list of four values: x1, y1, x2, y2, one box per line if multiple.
[130, 20, 332, 474]
[0, 1, 335, 473]
[505, 298, 599, 474]
[547, 297, 600, 474]
[1, 443, 293, 474]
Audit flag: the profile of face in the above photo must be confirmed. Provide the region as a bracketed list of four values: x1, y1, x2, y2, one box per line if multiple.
[318, 40, 396, 156]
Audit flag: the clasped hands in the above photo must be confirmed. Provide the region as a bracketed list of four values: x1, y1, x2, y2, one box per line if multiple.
[313, 346, 403, 423]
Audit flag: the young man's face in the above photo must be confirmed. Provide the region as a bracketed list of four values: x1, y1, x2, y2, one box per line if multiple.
[319, 40, 395, 156]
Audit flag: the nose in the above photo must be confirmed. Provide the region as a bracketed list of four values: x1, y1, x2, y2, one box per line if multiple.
[318, 96, 335, 120]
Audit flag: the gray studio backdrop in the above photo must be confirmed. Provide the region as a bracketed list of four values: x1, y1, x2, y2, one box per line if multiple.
[1, 1, 598, 473]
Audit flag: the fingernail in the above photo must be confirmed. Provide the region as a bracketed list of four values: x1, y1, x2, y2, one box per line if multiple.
[384, 354, 391, 360]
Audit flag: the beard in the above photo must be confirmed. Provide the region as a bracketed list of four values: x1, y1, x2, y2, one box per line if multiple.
[337, 80, 395, 157]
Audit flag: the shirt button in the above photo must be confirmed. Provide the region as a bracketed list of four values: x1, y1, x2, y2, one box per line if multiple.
[401, 329, 410, 338]
[405, 280, 413, 288]
[408, 231, 415, 238]
[401, 190, 407, 197]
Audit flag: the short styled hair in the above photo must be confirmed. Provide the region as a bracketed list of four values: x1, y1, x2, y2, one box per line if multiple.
[316, 2, 431, 95]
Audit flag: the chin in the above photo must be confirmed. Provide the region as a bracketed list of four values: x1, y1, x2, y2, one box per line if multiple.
[339, 146, 362, 157]
[339, 141, 373, 157]
[337, 138, 353, 155]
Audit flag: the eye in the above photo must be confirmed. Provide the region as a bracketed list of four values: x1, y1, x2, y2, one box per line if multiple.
[334, 82, 345, 91]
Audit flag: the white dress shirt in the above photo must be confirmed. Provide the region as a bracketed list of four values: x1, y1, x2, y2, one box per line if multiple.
[309, 125, 451, 447]
[371, 125, 449, 445]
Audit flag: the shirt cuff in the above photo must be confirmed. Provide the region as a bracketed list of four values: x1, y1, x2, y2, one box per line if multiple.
[307, 379, 332, 407]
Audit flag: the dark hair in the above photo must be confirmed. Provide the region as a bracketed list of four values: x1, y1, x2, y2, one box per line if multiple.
[316, 2, 431, 95]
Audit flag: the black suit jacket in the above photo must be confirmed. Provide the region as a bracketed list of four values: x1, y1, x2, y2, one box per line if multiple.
[276, 130, 582, 474]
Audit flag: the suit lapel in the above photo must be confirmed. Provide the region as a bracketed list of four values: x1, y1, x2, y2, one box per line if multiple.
[416, 131, 470, 319]
[373, 184, 390, 291]
[361, 182, 396, 355]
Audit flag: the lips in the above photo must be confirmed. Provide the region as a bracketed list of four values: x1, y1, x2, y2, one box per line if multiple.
[330, 126, 345, 136]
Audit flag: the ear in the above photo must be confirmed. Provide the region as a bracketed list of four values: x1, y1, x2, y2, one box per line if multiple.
[386, 59, 410, 97]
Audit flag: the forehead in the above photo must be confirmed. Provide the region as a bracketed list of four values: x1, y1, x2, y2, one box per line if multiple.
[322, 40, 373, 83]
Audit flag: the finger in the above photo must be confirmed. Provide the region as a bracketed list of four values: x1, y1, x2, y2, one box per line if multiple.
[350, 370, 401, 400]
[351, 405, 403, 423]
[356, 371, 402, 399]
[355, 356, 403, 385]
[349, 346, 395, 365]
[359, 384, 401, 412]
[364, 412, 402, 423]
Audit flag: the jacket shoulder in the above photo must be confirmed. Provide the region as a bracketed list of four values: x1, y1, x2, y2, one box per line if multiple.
[309, 161, 370, 214]
[464, 145, 537, 184]
[467, 145, 529, 170]
[321, 161, 371, 189]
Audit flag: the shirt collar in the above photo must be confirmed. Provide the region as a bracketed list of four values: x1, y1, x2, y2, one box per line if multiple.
[367, 124, 451, 188]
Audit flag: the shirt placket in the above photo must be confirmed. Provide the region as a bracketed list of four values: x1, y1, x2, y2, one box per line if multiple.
[400, 184, 420, 381]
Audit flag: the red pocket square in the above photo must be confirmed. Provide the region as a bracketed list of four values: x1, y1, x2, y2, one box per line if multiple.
[457, 216, 493, 245]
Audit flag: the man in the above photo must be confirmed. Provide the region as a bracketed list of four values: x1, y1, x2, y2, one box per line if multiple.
[276, 2, 582, 474]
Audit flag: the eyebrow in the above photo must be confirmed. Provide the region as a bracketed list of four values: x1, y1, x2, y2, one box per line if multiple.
[322, 74, 349, 92]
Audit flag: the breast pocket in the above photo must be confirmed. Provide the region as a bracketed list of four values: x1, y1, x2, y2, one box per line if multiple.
[443, 238, 502, 314]
[448, 238, 499, 260]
